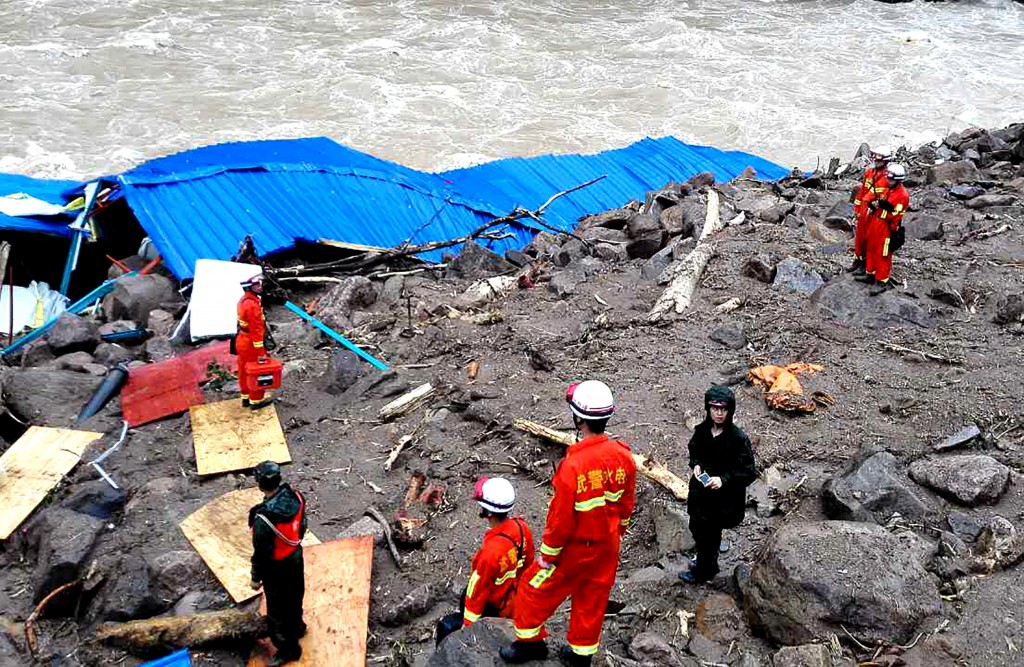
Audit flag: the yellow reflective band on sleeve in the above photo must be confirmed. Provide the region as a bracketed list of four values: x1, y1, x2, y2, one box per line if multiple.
[853, 199, 861, 206]
[463, 608, 482, 624]
[895, 204, 904, 212]
[574, 496, 607, 512]
[253, 341, 264, 348]
[568, 642, 601, 656]
[883, 238, 890, 257]
[873, 187, 886, 193]
[529, 565, 555, 589]
[494, 568, 517, 586]
[620, 518, 631, 526]
[466, 570, 481, 598]
[604, 489, 624, 502]
[238, 319, 248, 326]
[539, 543, 562, 557]
[515, 625, 545, 640]
[879, 211, 888, 219]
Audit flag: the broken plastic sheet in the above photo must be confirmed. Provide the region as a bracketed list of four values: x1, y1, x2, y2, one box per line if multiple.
[188, 259, 261, 342]
[0, 281, 67, 335]
[0, 192, 69, 217]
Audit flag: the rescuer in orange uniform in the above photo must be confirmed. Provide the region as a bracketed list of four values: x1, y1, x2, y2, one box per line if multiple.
[848, 146, 891, 275]
[435, 477, 536, 646]
[250, 461, 307, 666]
[237, 273, 272, 409]
[501, 380, 637, 666]
[856, 163, 910, 295]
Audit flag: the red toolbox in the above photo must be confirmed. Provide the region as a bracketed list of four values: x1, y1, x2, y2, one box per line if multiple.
[244, 356, 283, 391]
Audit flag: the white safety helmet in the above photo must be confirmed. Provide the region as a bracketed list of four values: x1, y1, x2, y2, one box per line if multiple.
[474, 477, 516, 514]
[240, 272, 264, 288]
[871, 145, 893, 160]
[565, 380, 615, 420]
[886, 163, 907, 181]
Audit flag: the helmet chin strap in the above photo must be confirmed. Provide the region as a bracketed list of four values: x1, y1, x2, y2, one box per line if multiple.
[572, 414, 583, 442]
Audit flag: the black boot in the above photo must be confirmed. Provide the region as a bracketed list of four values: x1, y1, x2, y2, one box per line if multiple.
[854, 274, 875, 284]
[559, 646, 593, 666]
[846, 258, 864, 274]
[869, 281, 893, 296]
[499, 640, 549, 663]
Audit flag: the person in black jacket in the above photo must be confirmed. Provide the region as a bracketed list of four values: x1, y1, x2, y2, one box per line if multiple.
[249, 461, 307, 666]
[680, 386, 757, 584]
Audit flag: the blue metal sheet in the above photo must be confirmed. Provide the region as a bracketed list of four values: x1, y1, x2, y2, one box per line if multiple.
[0, 173, 77, 236]
[53, 135, 789, 280]
[140, 649, 191, 667]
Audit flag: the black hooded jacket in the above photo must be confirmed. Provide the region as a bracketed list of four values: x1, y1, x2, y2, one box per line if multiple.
[249, 483, 307, 583]
[686, 386, 757, 528]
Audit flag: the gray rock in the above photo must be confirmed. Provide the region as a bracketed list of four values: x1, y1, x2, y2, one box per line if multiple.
[98, 319, 141, 338]
[320, 348, 366, 395]
[504, 249, 531, 268]
[823, 200, 854, 232]
[337, 516, 386, 545]
[744, 521, 942, 645]
[742, 254, 777, 283]
[47, 313, 101, 355]
[56, 350, 96, 372]
[379, 274, 406, 305]
[994, 292, 1024, 325]
[626, 213, 668, 259]
[630, 631, 687, 667]
[173, 591, 224, 616]
[772, 257, 823, 295]
[660, 204, 696, 238]
[316, 276, 378, 331]
[909, 454, 1010, 506]
[548, 269, 586, 299]
[554, 238, 588, 268]
[147, 309, 176, 337]
[93, 342, 134, 367]
[20, 339, 56, 367]
[772, 644, 831, 667]
[688, 633, 729, 664]
[947, 511, 984, 543]
[641, 243, 678, 281]
[904, 212, 945, 241]
[709, 325, 747, 350]
[927, 282, 964, 307]
[524, 231, 562, 257]
[577, 208, 631, 232]
[962, 148, 981, 163]
[379, 582, 442, 627]
[430, 618, 562, 667]
[645, 189, 682, 220]
[2, 369, 102, 426]
[948, 184, 985, 200]
[593, 242, 630, 263]
[144, 336, 175, 362]
[343, 370, 410, 401]
[60, 480, 126, 521]
[148, 550, 209, 601]
[447, 241, 516, 280]
[934, 423, 981, 452]
[811, 279, 936, 329]
[926, 160, 980, 185]
[758, 202, 795, 224]
[93, 554, 163, 622]
[822, 452, 938, 525]
[965, 194, 1017, 209]
[581, 226, 628, 244]
[652, 502, 695, 556]
[102, 274, 178, 327]
[687, 171, 715, 188]
[695, 593, 745, 643]
[26, 508, 104, 610]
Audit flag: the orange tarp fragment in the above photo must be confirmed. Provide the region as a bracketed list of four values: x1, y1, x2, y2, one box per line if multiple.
[747, 363, 825, 413]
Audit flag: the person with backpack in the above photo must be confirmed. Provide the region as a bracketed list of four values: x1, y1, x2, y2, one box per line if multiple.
[680, 386, 757, 585]
[435, 477, 535, 646]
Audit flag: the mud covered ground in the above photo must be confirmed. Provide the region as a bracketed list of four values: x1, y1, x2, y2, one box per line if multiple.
[1, 124, 1023, 667]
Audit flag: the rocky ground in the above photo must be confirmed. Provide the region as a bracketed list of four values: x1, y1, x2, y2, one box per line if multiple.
[1, 122, 1023, 667]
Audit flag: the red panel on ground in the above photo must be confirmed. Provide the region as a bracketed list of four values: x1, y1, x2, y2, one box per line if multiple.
[120, 341, 235, 426]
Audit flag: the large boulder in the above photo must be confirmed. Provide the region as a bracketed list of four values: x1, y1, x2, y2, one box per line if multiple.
[744, 521, 942, 645]
[91, 554, 163, 622]
[93, 342, 134, 367]
[25, 508, 105, 611]
[320, 348, 367, 395]
[772, 257, 823, 295]
[659, 204, 697, 239]
[2, 369, 102, 425]
[903, 212, 945, 241]
[811, 279, 936, 329]
[823, 200, 854, 232]
[548, 269, 586, 299]
[47, 313, 101, 355]
[626, 212, 668, 259]
[822, 452, 938, 525]
[577, 208, 631, 232]
[103, 274, 178, 327]
[629, 631, 692, 667]
[147, 550, 211, 602]
[316, 276, 377, 331]
[742, 254, 777, 283]
[965, 193, 1017, 209]
[772, 645, 832, 667]
[580, 226, 628, 245]
[652, 501, 695, 555]
[60, 480, 126, 521]
[446, 241, 516, 280]
[431, 618, 561, 667]
[994, 292, 1024, 325]
[908, 454, 1010, 507]
[926, 160, 981, 185]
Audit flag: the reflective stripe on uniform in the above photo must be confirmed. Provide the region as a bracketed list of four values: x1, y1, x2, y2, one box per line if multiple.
[463, 608, 481, 624]
[883, 238, 890, 258]
[604, 489, 624, 502]
[574, 496, 606, 512]
[238, 319, 248, 327]
[515, 624, 545, 640]
[529, 565, 555, 588]
[895, 204, 904, 213]
[539, 543, 562, 557]
[253, 341, 264, 348]
[466, 570, 481, 598]
[569, 643, 598, 655]
[494, 568, 517, 586]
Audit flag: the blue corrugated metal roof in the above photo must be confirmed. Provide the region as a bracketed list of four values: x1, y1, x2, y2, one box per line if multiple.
[28, 135, 789, 279]
[0, 173, 77, 236]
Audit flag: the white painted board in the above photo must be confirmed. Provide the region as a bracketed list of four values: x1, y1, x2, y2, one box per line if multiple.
[189, 259, 261, 342]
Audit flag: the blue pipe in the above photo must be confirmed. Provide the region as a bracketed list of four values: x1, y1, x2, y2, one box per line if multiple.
[284, 300, 387, 371]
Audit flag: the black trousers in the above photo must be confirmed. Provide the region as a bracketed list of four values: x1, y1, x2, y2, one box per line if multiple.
[263, 549, 306, 659]
[689, 516, 723, 581]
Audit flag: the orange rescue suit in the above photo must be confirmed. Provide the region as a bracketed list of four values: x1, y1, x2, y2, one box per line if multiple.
[463, 517, 535, 626]
[511, 434, 636, 659]
[236, 290, 267, 401]
[865, 182, 910, 283]
[853, 167, 888, 262]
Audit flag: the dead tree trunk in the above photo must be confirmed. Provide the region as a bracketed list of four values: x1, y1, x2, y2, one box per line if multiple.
[91, 609, 265, 656]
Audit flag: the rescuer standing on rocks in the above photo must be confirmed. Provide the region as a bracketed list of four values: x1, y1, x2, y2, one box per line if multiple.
[250, 461, 307, 666]
[849, 146, 891, 275]
[236, 273, 272, 409]
[856, 163, 910, 295]
[435, 477, 535, 646]
[680, 385, 756, 585]
[501, 380, 636, 666]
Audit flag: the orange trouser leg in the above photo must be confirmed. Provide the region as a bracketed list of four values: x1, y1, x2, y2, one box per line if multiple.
[237, 345, 264, 401]
[853, 208, 870, 260]
[874, 233, 893, 283]
[511, 561, 565, 642]
[864, 216, 883, 277]
[565, 546, 618, 657]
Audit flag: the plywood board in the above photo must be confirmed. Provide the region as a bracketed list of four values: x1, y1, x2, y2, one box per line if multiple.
[179, 487, 321, 603]
[121, 340, 235, 426]
[248, 537, 374, 667]
[190, 399, 290, 476]
[0, 426, 103, 539]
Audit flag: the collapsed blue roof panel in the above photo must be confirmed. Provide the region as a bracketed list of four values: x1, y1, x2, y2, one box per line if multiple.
[0, 173, 77, 236]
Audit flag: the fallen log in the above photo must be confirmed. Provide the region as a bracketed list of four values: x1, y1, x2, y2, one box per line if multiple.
[513, 418, 689, 501]
[92, 609, 265, 655]
[379, 383, 436, 421]
[878, 340, 963, 365]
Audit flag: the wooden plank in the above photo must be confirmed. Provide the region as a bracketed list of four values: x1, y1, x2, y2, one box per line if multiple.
[247, 537, 374, 667]
[179, 487, 321, 603]
[512, 418, 689, 501]
[190, 399, 290, 476]
[0, 426, 103, 539]
[378, 383, 435, 421]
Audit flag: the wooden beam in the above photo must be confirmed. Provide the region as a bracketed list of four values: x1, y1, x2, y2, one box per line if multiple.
[379, 383, 435, 422]
[92, 609, 265, 655]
